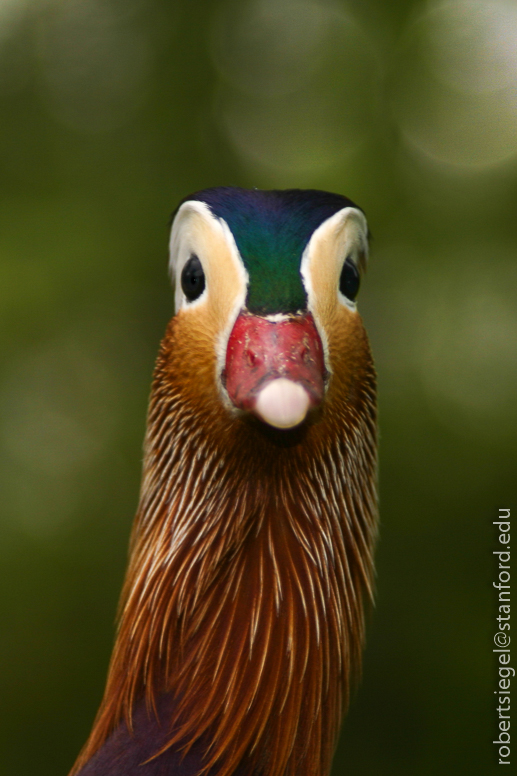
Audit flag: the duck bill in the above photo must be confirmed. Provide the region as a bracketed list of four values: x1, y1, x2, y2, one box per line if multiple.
[223, 312, 326, 429]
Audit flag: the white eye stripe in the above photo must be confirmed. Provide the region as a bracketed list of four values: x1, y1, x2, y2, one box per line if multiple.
[300, 207, 368, 314]
[297, 205, 370, 367]
[169, 201, 248, 315]
[168, 201, 250, 406]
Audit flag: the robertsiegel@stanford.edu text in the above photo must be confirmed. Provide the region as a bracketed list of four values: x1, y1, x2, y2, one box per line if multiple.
[494, 508, 512, 765]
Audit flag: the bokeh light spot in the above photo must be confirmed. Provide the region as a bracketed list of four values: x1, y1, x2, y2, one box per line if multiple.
[393, 0, 517, 169]
[211, 0, 380, 176]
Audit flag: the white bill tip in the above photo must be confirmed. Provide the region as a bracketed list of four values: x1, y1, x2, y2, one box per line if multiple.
[254, 378, 310, 429]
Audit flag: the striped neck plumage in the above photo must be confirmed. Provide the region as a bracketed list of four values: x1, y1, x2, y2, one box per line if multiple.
[71, 308, 377, 776]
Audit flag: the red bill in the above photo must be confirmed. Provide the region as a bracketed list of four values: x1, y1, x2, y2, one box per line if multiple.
[224, 312, 326, 429]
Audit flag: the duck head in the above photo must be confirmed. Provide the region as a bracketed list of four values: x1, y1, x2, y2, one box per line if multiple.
[169, 187, 370, 433]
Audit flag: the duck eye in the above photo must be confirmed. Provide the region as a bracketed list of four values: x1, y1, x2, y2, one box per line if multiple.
[181, 254, 205, 302]
[339, 256, 360, 302]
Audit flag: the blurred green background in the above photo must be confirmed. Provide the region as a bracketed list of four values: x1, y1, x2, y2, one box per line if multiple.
[0, 1, 516, 774]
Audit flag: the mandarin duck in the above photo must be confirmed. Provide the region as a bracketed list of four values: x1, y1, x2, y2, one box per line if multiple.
[70, 187, 378, 776]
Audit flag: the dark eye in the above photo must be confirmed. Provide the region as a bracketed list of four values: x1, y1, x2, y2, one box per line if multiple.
[339, 256, 360, 302]
[181, 255, 205, 302]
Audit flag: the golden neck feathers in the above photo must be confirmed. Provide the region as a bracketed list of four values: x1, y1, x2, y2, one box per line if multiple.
[72, 308, 377, 776]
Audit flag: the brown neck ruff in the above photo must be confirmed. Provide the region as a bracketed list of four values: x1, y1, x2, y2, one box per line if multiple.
[71, 311, 377, 776]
